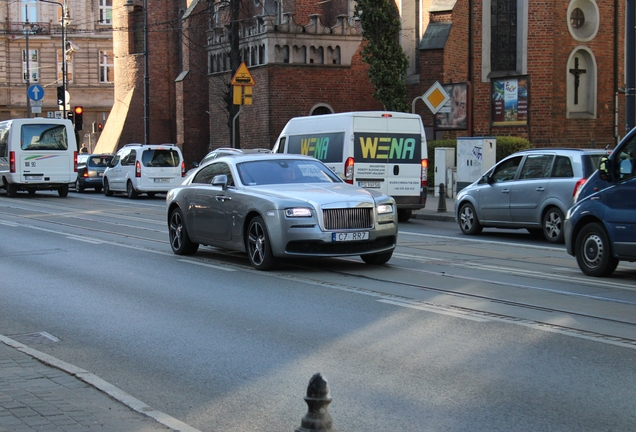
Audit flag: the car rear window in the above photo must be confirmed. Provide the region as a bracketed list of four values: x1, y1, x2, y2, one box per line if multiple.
[87, 155, 113, 168]
[141, 149, 180, 167]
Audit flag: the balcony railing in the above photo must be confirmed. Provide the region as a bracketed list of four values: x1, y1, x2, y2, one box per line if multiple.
[1, 21, 53, 36]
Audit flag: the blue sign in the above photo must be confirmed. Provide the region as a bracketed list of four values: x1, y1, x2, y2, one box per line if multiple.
[28, 84, 44, 101]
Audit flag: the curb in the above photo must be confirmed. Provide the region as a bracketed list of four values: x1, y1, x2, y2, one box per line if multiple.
[412, 212, 456, 222]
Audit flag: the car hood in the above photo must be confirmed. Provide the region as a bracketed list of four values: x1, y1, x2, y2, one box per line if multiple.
[247, 183, 381, 207]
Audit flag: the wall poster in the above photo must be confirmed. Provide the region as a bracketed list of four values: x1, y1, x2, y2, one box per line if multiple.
[491, 76, 529, 127]
[434, 82, 469, 131]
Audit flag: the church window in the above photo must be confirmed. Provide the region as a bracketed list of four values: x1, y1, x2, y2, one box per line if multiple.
[491, 0, 517, 72]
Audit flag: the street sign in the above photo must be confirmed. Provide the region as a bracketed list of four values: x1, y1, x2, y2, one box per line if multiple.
[28, 84, 44, 101]
[233, 85, 253, 105]
[422, 81, 450, 114]
[230, 62, 255, 86]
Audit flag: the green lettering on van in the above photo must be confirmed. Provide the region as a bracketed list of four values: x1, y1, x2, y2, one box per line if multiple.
[389, 137, 416, 160]
[315, 137, 329, 160]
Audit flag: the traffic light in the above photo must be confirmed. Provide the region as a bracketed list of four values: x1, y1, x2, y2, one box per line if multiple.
[57, 86, 65, 106]
[73, 106, 83, 131]
[97, 123, 103, 132]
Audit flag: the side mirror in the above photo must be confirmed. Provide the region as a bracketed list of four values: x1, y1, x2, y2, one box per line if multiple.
[486, 174, 495, 185]
[192, 162, 199, 168]
[598, 156, 611, 181]
[212, 174, 228, 190]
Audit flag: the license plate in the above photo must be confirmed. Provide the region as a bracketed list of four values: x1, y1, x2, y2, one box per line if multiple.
[154, 178, 169, 183]
[25, 175, 42, 180]
[332, 231, 370, 242]
[358, 181, 381, 188]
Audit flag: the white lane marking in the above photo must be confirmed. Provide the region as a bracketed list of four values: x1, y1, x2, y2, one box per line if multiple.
[378, 299, 489, 322]
[178, 259, 236, 272]
[0, 220, 18, 227]
[66, 235, 104, 244]
[399, 230, 563, 252]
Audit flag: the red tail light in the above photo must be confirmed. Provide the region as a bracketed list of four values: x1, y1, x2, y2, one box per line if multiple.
[181, 161, 185, 177]
[74, 151, 78, 172]
[83, 170, 89, 178]
[344, 157, 354, 184]
[573, 178, 586, 197]
[9, 151, 15, 173]
[135, 160, 141, 177]
[421, 158, 428, 188]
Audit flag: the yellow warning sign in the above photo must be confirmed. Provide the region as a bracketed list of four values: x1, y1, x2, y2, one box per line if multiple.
[231, 62, 255, 86]
[233, 85, 253, 105]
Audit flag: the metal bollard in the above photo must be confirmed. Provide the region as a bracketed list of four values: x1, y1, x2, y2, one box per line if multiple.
[437, 183, 447, 213]
[295, 373, 337, 432]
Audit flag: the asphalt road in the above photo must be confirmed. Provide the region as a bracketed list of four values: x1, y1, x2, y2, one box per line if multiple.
[1, 191, 635, 431]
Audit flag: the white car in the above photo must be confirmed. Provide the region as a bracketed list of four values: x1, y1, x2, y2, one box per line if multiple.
[103, 143, 185, 198]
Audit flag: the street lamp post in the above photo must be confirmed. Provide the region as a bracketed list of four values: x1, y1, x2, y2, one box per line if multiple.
[126, 0, 149, 145]
[39, 0, 68, 118]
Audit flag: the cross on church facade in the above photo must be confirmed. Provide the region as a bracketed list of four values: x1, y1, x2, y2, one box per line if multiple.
[569, 57, 586, 105]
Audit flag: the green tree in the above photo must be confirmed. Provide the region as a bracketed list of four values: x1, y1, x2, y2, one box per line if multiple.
[354, 0, 410, 112]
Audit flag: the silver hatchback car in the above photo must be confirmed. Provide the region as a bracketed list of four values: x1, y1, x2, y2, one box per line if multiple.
[455, 148, 608, 243]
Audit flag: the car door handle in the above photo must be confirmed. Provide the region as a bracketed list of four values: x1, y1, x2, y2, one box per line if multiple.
[535, 187, 545, 192]
[501, 189, 510, 194]
[215, 195, 231, 202]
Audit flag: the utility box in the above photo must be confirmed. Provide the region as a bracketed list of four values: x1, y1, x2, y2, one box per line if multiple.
[456, 137, 496, 193]
[434, 147, 455, 197]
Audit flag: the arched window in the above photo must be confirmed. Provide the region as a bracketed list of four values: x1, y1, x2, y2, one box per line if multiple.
[566, 48, 597, 118]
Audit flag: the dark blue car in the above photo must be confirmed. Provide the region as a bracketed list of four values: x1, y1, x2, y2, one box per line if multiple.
[564, 128, 636, 276]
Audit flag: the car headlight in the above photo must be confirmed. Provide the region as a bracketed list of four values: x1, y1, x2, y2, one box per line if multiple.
[285, 208, 313, 217]
[377, 203, 394, 214]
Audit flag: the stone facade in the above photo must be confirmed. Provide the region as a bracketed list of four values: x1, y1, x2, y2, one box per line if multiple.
[0, 0, 114, 151]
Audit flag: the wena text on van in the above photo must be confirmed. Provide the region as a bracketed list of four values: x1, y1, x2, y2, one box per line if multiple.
[0, 118, 78, 197]
[273, 111, 428, 221]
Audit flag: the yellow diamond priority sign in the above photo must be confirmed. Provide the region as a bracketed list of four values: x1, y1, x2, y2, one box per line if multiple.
[422, 81, 450, 114]
[231, 62, 255, 86]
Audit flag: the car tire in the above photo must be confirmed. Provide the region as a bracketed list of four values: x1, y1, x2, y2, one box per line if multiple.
[126, 180, 138, 199]
[58, 184, 69, 197]
[397, 209, 412, 222]
[575, 222, 619, 277]
[168, 207, 199, 255]
[246, 216, 277, 270]
[76, 179, 84, 193]
[147, 192, 156, 198]
[542, 207, 564, 243]
[458, 202, 483, 235]
[4, 180, 17, 197]
[103, 178, 113, 196]
[94, 186, 102, 193]
[361, 251, 393, 265]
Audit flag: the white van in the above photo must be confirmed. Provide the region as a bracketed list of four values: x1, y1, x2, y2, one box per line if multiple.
[272, 111, 428, 221]
[0, 118, 77, 197]
[103, 143, 185, 198]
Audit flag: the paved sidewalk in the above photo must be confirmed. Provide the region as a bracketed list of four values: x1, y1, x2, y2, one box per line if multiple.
[0, 335, 199, 432]
[412, 194, 456, 222]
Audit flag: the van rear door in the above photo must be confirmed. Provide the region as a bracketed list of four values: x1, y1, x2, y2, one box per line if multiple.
[352, 115, 423, 206]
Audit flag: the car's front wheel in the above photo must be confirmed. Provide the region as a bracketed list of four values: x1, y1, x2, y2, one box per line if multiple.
[361, 251, 393, 265]
[168, 208, 199, 255]
[246, 216, 277, 270]
[543, 207, 564, 243]
[58, 184, 69, 197]
[397, 209, 412, 222]
[458, 202, 482, 235]
[575, 222, 619, 277]
[103, 178, 113, 196]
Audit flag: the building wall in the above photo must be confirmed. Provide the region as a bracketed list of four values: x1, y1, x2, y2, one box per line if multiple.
[0, 0, 114, 150]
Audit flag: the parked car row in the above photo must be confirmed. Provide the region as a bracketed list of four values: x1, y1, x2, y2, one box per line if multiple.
[454, 128, 636, 278]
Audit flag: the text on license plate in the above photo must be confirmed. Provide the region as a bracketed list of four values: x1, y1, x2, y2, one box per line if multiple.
[154, 178, 169, 183]
[358, 181, 381, 188]
[332, 231, 369, 242]
[25, 175, 42, 180]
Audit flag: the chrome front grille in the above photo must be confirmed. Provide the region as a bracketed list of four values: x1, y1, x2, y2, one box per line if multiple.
[323, 207, 373, 230]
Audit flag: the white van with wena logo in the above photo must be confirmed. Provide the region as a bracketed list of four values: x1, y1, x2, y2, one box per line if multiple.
[0, 118, 77, 197]
[272, 111, 428, 221]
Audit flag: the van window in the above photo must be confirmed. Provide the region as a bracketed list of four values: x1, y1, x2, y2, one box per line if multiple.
[142, 149, 180, 167]
[551, 156, 573, 178]
[286, 133, 344, 163]
[275, 137, 286, 154]
[21, 123, 68, 151]
[353, 133, 422, 163]
[0, 124, 8, 157]
[616, 135, 636, 182]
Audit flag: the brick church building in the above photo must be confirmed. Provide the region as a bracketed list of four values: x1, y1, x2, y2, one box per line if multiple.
[96, 0, 627, 164]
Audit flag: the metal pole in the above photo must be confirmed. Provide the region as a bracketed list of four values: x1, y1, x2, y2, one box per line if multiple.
[143, 0, 149, 144]
[25, 6, 31, 118]
[62, 0, 67, 118]
[232, 105, 242, 148]
[627, 0, 635, 132]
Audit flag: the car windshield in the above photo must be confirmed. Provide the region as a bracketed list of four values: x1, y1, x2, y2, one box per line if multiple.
[237, 159, 341, 185]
